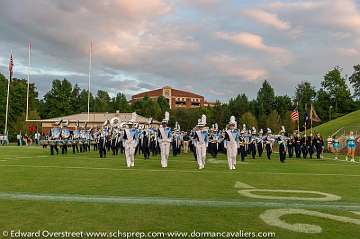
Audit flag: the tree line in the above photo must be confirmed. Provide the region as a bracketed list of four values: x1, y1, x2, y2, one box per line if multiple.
[1, 65, 360, 139]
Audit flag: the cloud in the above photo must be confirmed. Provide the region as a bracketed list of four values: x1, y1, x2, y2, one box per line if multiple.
[215, 31, 293, 65]
[269, 0, 360, 33]
[336, 48, 359, 56]
[1, 0, 360, 101]
[242, 8, 291, 31]
[207, 54, 268, 81]
[269, 1, 322, 11]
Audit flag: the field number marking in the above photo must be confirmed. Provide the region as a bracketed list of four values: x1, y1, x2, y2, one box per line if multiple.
[235, 181, 341, 201]
[260, 209, 360, 234]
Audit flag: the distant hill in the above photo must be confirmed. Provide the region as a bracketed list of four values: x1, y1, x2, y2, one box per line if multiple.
[312, 110, 360, 137]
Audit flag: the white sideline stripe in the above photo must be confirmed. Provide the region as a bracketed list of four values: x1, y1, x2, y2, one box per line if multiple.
[0, 192, 359, 210]
[0, 164, 359, 177]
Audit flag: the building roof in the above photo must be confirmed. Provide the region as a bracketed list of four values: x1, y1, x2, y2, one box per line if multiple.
[132, 86, 204, 99]
[132, 88, 163, 98]
[171, 88, 203, 98]
[44, 112, 159, 124]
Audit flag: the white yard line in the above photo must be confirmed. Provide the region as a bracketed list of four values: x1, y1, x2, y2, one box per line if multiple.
[0, 192, 359, 210]
[0, 164, 359, 177]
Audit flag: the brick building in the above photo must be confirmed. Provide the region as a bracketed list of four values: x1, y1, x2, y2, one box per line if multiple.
[131, 86, 213, 109]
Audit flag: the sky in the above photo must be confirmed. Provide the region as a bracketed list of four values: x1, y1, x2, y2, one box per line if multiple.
[0, 0, 359, 101]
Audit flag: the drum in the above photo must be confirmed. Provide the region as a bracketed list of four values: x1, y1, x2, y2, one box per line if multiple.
[51, 127, 61, 139]
[61, 128, 70, 139]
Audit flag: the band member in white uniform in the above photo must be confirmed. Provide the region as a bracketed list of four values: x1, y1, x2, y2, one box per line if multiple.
[194, 115, 209, 170]
[123, 113, 139, 168]
[158, 112, 172, 168]
[224, 116, 240, 170]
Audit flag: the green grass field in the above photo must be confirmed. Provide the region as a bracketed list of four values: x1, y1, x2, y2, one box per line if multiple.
[313, 109, 360, 137]
[0, 146, 359, 239]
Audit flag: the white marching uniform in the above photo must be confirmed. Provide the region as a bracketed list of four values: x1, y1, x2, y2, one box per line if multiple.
[123, 128, 138, 167]
[158, 126, 172, 168]
[224, 129, 239, 170]
[195, 130, 209, 169]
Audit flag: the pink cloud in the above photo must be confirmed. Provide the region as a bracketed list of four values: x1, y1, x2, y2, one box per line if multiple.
[242, 8, 291, 31]
[336, 48, 359, 56]
[215, 31, 293, 65]
[207, 54, 268, 81]
[269, 1, 322, 11]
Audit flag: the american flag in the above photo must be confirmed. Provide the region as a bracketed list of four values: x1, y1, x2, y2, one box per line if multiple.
[9, 53, 14, 78]
[290, 110, 299, 121]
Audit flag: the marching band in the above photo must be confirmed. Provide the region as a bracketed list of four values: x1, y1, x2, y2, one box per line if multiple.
[40, 112, 343, 170]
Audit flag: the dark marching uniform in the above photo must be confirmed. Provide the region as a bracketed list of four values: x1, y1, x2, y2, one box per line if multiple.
[239, 135, 246, 161]
[294, 136, 302, 158]
[307, 136, 314, 159]
[278, 137, 286, 163]
[98, 133, 106, 158]
[264, 136, 272, 160]
[314, 135, 324, 159]
[301, 137, 308, 159]
[287, 137, 294, 158]
[257, 136, 263, 157]
[249, 136, 257, 159]
[208, 131, 219, 158]
[142, 131, 150, 160]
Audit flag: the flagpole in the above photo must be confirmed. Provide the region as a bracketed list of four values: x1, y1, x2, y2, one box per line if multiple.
[4, 50, 12, 139]
[304, 103, 307, 144]
[310, 104, 313, 136]
[26, 42, 31, 121]
[297, 101, 300, 133]
[87, 41, 92, 123]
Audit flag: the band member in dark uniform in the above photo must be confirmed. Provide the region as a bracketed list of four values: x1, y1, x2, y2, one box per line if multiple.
[287, 135, 294, 158]
[98, 130, 106, 158]
[142, 130, 150, 160]
[313, 133, 324, 159]
[301, 136, 308, 159]
[278, 137, 286, 163]
[208, 124, 220, 158]
[239, 130, 246, 161]
[257, 129, 264, 157]
[307, 134, 314, 159]
[249, 127, 257, 159]
[264, 129, 273, 160]
[294, 133, 302, 158]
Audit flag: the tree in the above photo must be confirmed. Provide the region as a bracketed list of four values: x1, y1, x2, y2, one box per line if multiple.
[94, 90, 111, 112]
[0, 73, 39, 139]
[208, 101, 229, 129]
[77, 89, 95, 113]
[157, 96, 170, 114]
[70, 84, 81, 113]
[111, 93, 130, 112]
[256, 80, 275, 127]
[228, 94, 249, 120]
[240, 112, 257, 128]
[314, 88, 332, 121]
[349, 64, 360, 100]
[132, 96, 162, 120]
[40, 79, 73, 118]
[257, 80, 275, 114]
[294, 81, 316, 127]
[321, 67, 353, 114]
[275, 95, 292, 117]
[266, 110, 280, 132]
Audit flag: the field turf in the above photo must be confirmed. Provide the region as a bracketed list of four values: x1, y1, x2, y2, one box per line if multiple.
[0, 146, 359, 239]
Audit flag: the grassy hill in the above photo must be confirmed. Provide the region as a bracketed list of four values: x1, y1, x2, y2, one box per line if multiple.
[313, 109, 360, 137]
